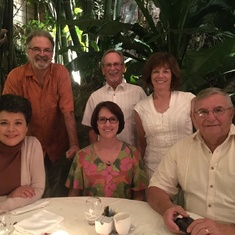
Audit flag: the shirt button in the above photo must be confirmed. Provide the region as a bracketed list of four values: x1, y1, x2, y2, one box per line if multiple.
[208, 204, 212, 208]
[210, 185, 213, 188]
[211, 167, 214, 170]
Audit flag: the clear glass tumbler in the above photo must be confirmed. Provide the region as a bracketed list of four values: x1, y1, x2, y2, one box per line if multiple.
[84, 197, 103, 225]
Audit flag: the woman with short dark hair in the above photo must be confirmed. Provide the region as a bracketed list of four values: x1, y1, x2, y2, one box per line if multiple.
[0, 94, 45, 211]
[66, 101, 147, 200]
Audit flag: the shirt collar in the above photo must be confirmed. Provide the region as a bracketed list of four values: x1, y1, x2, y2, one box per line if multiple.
[105, 78, 126, 91]
[25, 62, 53, 77]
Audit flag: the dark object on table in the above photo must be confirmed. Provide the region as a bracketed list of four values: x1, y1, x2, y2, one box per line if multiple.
[103, 206, 110, 216]
[103, 206, 116, 217]
[174, 216, 194, 234]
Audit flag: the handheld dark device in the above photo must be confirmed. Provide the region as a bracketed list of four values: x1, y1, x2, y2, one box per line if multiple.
[174, 216, 194, 234]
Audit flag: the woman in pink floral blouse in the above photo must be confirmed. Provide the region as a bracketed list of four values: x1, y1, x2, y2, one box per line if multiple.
[66, 101, 148, 200]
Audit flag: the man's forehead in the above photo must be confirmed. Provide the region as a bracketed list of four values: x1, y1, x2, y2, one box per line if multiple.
[30, 36, 52, 46]
[104, 52, 121, 61]
[195, 94, 228, 108]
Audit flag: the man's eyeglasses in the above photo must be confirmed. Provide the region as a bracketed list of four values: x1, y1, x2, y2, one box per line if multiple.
[97, 116, 118, 124]
[28, 47, 53, 55]
[103, 62, 123, 68]
[194, 107, 233, 118]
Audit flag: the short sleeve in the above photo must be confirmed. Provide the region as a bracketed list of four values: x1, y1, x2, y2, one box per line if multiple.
[149, 145, 180, 199]
[65, 152, 83, 190]
[130, 147, 148, 191]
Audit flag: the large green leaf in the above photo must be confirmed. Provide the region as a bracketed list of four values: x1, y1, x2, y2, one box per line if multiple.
[96, 21, 133, 35]
[60, 18, 132, 35]
[182, 37, 235, 91]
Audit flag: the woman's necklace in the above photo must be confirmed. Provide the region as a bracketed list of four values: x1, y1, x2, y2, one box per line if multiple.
[95, 140, 121, 165]
[153, 92, 171, 113]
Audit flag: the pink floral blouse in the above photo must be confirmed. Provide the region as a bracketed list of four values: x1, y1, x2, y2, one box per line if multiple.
[65, 142, 148, 199]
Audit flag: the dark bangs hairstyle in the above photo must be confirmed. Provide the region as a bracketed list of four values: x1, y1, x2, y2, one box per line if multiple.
[91, 101, 125, 135]
[0, 94, 32, 125]
[142, 52, 181, 90]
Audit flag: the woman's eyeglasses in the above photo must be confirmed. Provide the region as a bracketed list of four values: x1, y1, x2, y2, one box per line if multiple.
[97, 116, 118, 124]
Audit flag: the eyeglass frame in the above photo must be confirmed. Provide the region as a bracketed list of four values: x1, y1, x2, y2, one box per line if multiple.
[97, 116, 119, 124]
[194, 106, 233, 118]
[102, 62, 124, 68]
[27, 47, 53, 55]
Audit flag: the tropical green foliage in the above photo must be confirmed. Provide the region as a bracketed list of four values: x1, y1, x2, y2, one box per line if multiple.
[62, 0, 235, 93]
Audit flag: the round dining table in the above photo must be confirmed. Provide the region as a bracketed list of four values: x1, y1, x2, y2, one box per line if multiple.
[10, 197, 180, 235]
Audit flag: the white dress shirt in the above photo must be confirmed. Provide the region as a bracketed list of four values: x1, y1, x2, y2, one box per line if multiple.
[82, 79, 147, 146]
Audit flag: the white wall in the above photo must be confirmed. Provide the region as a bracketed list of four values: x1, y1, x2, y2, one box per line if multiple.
[13, 0, 35, 24]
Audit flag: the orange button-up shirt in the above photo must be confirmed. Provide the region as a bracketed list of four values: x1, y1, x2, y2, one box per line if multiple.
[3, 63, 74, 163]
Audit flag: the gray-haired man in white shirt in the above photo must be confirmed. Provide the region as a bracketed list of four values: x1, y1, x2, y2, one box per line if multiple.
[82, 49, 146, 146]
[148, 87, 235, 235]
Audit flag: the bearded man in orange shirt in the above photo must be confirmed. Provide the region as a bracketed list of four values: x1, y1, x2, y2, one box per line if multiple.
[3, 29, 80, 197]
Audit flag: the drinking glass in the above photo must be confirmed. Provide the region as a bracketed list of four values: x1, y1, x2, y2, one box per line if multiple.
[0, 210, 11, 235]
[84, 197, 103, 225]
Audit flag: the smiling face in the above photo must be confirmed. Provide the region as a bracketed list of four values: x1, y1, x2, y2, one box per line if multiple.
[193, 94, 234, 145]
[26, 36, 53, 71]
[151, 65, 172, 92]
[101, 52, 125, 89]
[0, 111, 28, 146]
[97, 107, 119, 139]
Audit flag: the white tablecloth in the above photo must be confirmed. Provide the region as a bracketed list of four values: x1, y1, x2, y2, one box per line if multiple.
[10, 197, 175, 235]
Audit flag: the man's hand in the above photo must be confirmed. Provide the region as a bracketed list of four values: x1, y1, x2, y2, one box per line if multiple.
[66, 145, 80, 159]
[187, 218, 224, 235]
[8, 186, 35, 198]
[163, 205, 189, 234]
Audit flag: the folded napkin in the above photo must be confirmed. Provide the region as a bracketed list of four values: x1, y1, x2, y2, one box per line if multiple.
[14, 209, 64, 235]
[10, 200, 49, 215]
